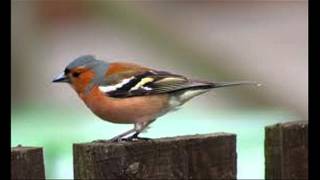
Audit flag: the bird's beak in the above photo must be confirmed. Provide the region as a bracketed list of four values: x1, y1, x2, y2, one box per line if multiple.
[52, 73, 69, 83]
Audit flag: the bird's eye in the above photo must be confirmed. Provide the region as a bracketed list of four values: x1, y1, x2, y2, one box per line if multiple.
[72, 72, 81, 78]
[64, 68, 70, 74]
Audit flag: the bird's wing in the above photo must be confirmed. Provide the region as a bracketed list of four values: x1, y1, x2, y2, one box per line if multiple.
[99, 69, 214, 98]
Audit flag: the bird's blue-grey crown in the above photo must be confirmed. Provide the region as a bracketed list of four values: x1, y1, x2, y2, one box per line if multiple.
[65, 55, 110, 93]
[66, 55, 108, 71]
[53, 55, 109, 84]
[66, 55, 109, 80]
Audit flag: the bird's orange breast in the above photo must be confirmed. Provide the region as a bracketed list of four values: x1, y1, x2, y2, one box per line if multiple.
[79, 86, 170, 124]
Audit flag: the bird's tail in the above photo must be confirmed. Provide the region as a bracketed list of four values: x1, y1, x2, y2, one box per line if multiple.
[211, 81, 262, 89]
[170, 80, 261, 107]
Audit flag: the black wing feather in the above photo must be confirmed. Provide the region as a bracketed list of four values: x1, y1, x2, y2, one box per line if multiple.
[103, 70, 214, 98]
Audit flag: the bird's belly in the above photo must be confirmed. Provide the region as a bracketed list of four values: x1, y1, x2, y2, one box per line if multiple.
[81, 90, 170, 124]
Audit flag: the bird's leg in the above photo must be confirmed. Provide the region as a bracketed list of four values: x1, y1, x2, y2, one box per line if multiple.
[126, 120, 155, 141]
[109, 128, 136, 142]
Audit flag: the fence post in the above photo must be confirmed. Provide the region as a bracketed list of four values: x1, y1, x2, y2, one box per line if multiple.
[265, 121, 308, 179]
[73, 133, 237, 179]
[11, 146, 46, 179]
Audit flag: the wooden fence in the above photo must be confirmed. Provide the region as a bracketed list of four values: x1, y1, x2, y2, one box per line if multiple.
[11, 121, 308, 179]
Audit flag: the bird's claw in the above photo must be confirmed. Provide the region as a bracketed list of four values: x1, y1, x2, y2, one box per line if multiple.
[110, 136, 152, 143]
[125, 136, 153, 142]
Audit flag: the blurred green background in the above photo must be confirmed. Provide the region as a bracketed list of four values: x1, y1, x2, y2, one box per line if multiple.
[11, 1, 307, 179]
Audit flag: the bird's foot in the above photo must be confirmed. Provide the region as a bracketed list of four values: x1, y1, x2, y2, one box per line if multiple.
[124, 134, 153, 142]
[109, 137, 124, 143]
[109, 135, 153, 143]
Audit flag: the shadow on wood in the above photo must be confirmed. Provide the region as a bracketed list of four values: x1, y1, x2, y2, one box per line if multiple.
[73, 133, 237, 179]
[265, 120, 308, 179]
[11, 146, 45, 180]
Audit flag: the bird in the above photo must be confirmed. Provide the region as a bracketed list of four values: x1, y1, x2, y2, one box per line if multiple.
[52, 55, 260, 142]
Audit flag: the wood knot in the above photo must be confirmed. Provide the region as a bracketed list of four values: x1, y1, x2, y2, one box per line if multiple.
[125, 162, 140, 175]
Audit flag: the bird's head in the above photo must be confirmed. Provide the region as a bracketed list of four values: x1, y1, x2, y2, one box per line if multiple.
[52, 55, 109, 94]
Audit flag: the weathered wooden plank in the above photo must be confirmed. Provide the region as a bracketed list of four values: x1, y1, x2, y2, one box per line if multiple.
[11, 146, 45, 179]
[74, 133, 237, 179]
[265, 121, 308, 179]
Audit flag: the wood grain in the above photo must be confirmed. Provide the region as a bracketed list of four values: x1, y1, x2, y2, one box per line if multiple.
[265, 121, 308, 179]
[11, 146, 45, 179]
[74, 133, 237, 179]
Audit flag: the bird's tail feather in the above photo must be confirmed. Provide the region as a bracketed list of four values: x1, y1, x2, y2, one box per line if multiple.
[211, 81, 262, 88]
[170, 80, 261, 107]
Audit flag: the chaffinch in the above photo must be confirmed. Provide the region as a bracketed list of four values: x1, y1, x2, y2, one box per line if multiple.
[52, 55, 259, 142]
